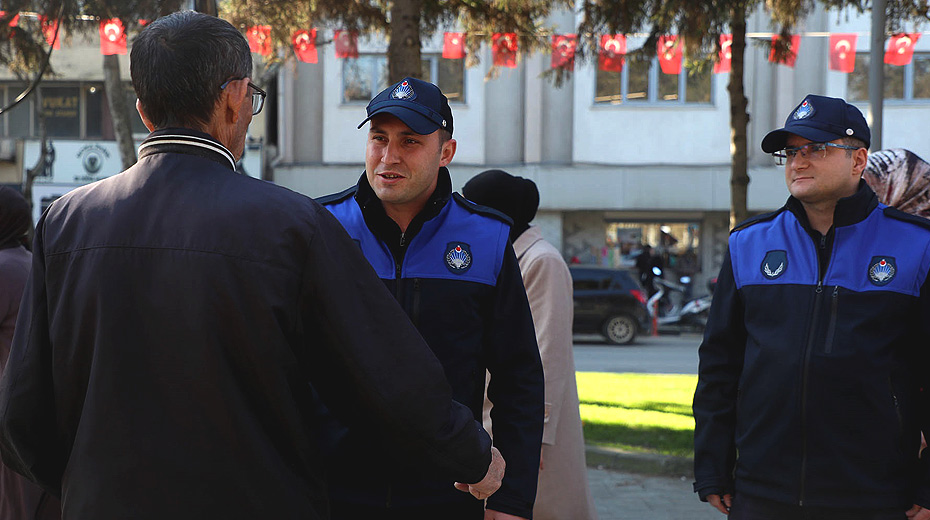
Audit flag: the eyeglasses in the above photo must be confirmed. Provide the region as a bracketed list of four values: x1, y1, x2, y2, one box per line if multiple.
[772, 142, 861, 165]
[219, 78, 267, 115]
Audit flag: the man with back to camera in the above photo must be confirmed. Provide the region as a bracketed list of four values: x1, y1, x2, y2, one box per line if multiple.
[0, 12, 504, 519]
[317, 77, 544, 520]
[693, 94, 930, 519]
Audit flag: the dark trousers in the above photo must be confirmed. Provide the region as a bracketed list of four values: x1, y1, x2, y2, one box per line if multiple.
[729, 494, 906, 520]
[329, 499, 484, 520]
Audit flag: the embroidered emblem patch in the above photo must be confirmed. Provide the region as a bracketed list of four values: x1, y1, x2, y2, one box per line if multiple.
[760, 250, 788, 280]
[391, 80, 415, 100]
[868, 256, 896, 286]
[444, 242, 472, 274]
[793, 99, 814, 120]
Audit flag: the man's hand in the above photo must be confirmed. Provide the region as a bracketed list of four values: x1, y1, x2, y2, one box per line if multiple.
[707, 494, 731, 515]
[484, 509, 527, 520]
[454, 446, 505, 500]
[907, 504, 930, 519]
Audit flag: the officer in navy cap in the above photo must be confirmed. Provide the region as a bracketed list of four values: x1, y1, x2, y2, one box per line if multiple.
[694, 94, 930, 520]
[317, 78, 544, 520]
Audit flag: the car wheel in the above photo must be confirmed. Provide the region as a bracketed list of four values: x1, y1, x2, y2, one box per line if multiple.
[602, 315, 637, 345]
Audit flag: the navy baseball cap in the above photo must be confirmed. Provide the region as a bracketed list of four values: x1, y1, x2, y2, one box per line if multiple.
[357, 77, 453, 136]
[761, 94, 870, 153]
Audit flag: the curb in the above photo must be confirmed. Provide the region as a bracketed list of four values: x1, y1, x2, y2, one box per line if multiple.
[585, 444, 693, 479]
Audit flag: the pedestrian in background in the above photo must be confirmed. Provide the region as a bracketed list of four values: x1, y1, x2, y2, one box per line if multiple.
[0, 12, 501, 519]
[693, 94, 930, 520]
[463, 169, 598, 520]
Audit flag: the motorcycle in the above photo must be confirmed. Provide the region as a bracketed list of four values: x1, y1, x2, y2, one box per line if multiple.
[646, 267, 713, 333]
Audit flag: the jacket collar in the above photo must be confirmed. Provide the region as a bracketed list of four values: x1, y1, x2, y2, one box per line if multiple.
[513, 226, 544, 261]
[355, 166, 453, 227]
[785, 179, 878, 230]
[137, 128, 237, 171]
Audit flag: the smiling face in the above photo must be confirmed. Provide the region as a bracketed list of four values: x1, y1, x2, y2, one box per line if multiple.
[784, 134, 865, 207]
[365, 113, 456, 228]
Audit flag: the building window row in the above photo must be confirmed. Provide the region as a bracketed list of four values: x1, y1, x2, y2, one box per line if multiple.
[343, 54, 466, 104]
[847, 52, 930, 102]
[595, 58, 713, 105]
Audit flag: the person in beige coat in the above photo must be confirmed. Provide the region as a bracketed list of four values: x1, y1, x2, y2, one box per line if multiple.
[464, 170, 598, 520]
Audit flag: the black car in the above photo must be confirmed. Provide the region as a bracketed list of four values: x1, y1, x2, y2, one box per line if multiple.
[570, 265, 650, 345]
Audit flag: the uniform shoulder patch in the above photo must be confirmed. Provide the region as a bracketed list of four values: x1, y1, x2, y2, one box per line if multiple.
[730, 208, 786, 233]
[453, 192, 513, 225]
[315, 185, 357, 206]
[761, 250, 788, 279]
[883, 206, 930, 231]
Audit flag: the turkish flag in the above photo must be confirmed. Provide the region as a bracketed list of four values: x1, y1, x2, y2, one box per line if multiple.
[247, 25, 272, 56]
[551, 34, 577, 70]
[492, 33, 518, 68]
[39, 16, 60, 49]
[885, 33, 921, 66]
[293, 29, 317, 63]
[0, 11, 19, 28]
[443, 32, 465, 59]
[598, 34, 626, 72]
[829, 33, 857, 73]
[99, 19, 127, 55]
[334, 30, 359, 59]
[714, 34, 732, 73]
[768, 34, 800, 67]
[657, 35, 682, 74]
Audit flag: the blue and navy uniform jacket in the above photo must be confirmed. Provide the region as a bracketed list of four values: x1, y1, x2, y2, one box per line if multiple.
[317, 168, 544, 518]
[694, 181, 930, 510]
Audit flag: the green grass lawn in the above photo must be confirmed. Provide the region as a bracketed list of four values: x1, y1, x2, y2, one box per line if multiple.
[577, 372, 698, 458]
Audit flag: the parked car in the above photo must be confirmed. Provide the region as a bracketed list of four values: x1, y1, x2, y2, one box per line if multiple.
[570, 265, 650, 345]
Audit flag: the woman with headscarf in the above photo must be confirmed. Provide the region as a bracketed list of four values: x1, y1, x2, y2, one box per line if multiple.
[0, 186, 60, 520]
[463, 170, 598, 520]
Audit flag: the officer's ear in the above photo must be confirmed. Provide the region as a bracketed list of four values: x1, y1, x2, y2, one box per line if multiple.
[439, 138, 456, 168]
[852, 147, 868, 176]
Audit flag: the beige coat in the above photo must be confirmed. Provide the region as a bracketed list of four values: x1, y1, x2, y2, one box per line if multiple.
[484, 226, 597, 520]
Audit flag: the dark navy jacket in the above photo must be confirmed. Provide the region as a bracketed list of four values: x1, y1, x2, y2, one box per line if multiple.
[694, 181, 930, 509]
[319, 169, 544, 518]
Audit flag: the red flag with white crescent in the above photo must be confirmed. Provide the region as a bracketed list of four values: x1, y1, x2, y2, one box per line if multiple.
[492, 33, 518, 68]
[99, 19, 127, 55]
[657, 35, 682, 74]
[39, 16, 60, 49]
[247, 25, 272, 56]
[443, 32, 465, 60]
[829, 33, 857, 73]
[292, 29, 317, 63]
[598, 34, 626, 72]
[334, 30, 359, 59]
[768, 34, 800, 67]
[551, 34, 577, 70]
[714, 34, 732, 74]
[885, 33, 921, 66]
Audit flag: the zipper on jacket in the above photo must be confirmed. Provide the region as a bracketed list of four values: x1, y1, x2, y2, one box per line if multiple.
[399, 231, 406, 247]
[823, 286, 839, 354]
[798, 280, 822, 507]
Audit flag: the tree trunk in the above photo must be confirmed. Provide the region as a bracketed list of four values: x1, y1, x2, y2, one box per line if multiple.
[728, 5, 751, 229]
[387, 0, 423, 83]
[103, 54, 137, 169]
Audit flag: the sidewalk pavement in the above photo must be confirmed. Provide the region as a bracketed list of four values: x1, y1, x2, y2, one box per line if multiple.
[586, 445, 722, 520]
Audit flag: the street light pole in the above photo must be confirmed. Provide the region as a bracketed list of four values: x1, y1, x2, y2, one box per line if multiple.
[869, 0, 886, 150]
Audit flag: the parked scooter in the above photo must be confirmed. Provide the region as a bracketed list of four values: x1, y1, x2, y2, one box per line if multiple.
[646, 267, 713, 333]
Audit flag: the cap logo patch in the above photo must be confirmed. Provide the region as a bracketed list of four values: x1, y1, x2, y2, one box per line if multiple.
[391, 80, 415, 100]
[445, 242, 472, 274]
[868, 256, 896, 286]
[793, 99, 814, 120]
[761, 250, 787, 280]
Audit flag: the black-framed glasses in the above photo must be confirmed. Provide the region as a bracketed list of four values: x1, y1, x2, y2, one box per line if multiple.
[220, 78, 267, 115]
[772, 142, 861, 165]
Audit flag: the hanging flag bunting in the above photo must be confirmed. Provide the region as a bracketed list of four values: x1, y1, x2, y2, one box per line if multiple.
[885, 33, 921, 66]
[99, 19, 127, 55]
[443, 32, 466, 59]
[0, 11, 20, 28]
[246, 25, 272, 56]
[39, 16, 60, 49]
[492, 33, 518, 68]
[828, 33, 857, 73]
[768, 34, 800, 67]
[598, 34, 626, 72]
[657, 35, 682, 74]
[551, 34, 577, 70]
[292, 29, 318, 63]
[714, 34, 732, 74]
[334, 30, 359, 59]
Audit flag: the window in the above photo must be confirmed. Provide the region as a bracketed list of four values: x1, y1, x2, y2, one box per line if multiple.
[595, 58, 712, 105]
[847, 52, 930, 102]
[343, 54, 466, 103]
